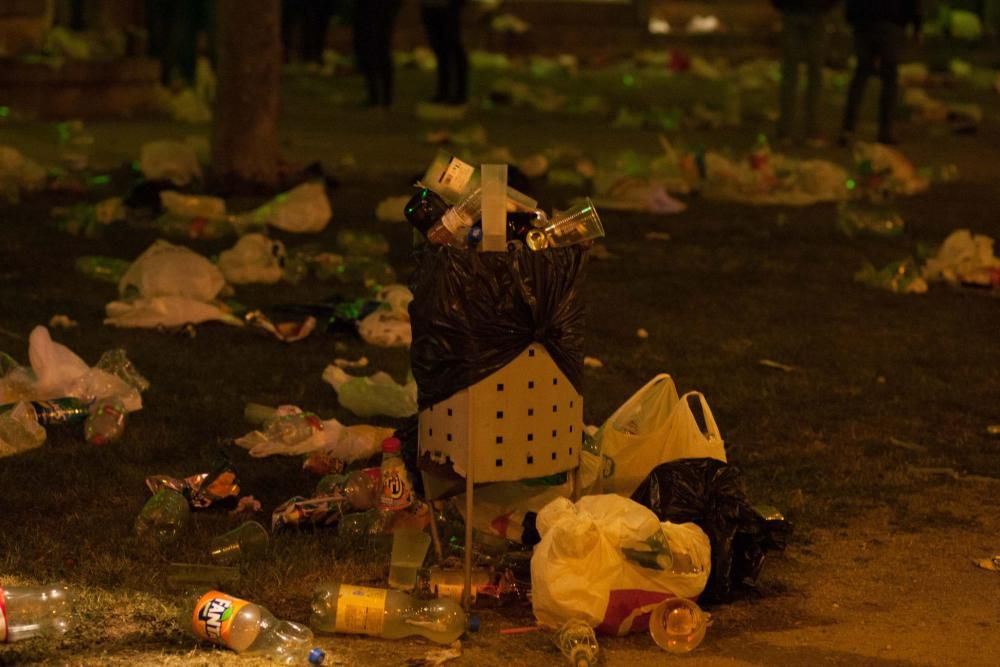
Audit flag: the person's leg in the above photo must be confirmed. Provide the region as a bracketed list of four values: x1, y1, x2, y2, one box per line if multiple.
[353, 4, 377, 104]
[842, 26, 876, 136]
[378, 0, 402, 105]
[876, 23, 902, 143]
[777, 14, 803, 140]
[804, 14, 826, 139]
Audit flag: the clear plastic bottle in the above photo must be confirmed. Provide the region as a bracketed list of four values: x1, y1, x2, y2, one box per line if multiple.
[555, 619, 599, 667]
[343, 468, 381, 510]
[84, 397, 127, 445]
[187, 590, 323, 665]
[0, 583, 73, 642]
[310, 583, 468, 644]
[135, 488, 191, 546]
[0, 401, 46, 457]
[0, 398, 90, 426]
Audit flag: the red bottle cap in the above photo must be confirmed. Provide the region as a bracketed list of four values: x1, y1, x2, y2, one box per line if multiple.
[381, 437, 401, 453]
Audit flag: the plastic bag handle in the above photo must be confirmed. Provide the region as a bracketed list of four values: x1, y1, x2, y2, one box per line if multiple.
[679, 391, 721, 441]
[606, 373, 674, 426]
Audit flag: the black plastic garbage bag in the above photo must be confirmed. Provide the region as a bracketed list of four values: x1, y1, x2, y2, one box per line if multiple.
[630, 457, 791, 603]
[409, 243, 587, 410]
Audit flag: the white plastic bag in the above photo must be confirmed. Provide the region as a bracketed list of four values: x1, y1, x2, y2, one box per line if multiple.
[139, 140, 202, 186]
[358, 285, 413, 347]
[589, 375, 726, 497]
[104, 296, 242, 329]
[119, 240, 226, 301]
[321, 366, 417, 418]
[241, 182, 332, 233]
[218, 233, 286, 285]
[922, 229, 1000, 286]
[531, 495, 711, 635]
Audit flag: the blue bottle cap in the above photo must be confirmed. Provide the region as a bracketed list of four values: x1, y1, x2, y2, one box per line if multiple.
[468, 615, 481, 633]
[309, 648, 326, 665]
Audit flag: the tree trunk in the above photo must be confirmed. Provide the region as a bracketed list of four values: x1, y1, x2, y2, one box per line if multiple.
[212, 0, 280, 188]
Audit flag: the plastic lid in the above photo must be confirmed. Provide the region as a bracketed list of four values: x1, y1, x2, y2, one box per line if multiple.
[381, 437, 401, 453]
[468, 615, 481, 633]
[308, 648, 326, 665]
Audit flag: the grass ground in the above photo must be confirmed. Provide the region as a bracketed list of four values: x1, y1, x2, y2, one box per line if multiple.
[1, 51, 1000, 666]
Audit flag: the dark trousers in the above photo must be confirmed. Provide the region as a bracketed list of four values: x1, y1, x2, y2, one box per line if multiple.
[354, 0, 402, 106]
[147, 0, 215, 86]
[778, 12, 825, 139]
[421, 4, 468, 104]
[842, 22, 903, 141]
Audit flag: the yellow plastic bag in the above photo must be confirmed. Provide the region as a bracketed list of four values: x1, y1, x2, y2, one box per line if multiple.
[590, 375, 726, 497]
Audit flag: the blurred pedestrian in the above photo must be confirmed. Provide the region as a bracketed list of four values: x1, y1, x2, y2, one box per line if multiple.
[772, 0, 839, 146]
[282, 0, 334, 66]
[421, 0, 468, 105]
[839, 0, 922, 146]
[146, 0, 215, 88]
[354, 0, 402, 107]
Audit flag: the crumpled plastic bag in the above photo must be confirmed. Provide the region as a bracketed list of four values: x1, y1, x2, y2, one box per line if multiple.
[0, 145, 47, 202]
[160, 191, 226, 219]
[105, 296, 243, 328]
[0, 402, 47, 458]
[630, 458, 791, 603]
[303, 423, 395, 472]
[922, 229, 1000, 287]
[358, 284, 413, 348]
[15, 326, 147, 411]
[118, 240, 226, 301]
[235, 408, 339, 457]
[531, 494, 711, 635]
[594, 179, 687, 214]
[322, 366, 418, 418]
[218, 233, 286, 285]
[139, 140, 202, 186]
[238, 181, 332, 233]
[853, 142, 928, 196]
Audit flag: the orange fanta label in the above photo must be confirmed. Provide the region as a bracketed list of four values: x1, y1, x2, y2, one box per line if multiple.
[192, 591, 250, 647]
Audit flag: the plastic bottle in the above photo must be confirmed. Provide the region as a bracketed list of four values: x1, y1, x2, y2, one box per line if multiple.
[187, 590, 324, 665]
[0, 583, 73, 642]
[245, 405, 324, 447]
[337, 508, 390, 540]
[84, 397, 127, 445]
[648, 597, 708, 654]
[343, 468, 381, 510]
[379, 438, 413, 512]
[555, 619, 599, 667]
[0, 401, 46, 457]
[75, 256, 131, 284]
[135, 488, 191, 546]
[310, 583, 469, 644]
[0, 398, 90, 426]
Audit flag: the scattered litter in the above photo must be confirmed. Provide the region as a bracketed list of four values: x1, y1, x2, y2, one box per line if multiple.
[855, 259, 929, 294]
[139, 140, 202, 186]
[334, 357, 369, 369]
[922, 229, 1000, 287]
[645, 231, 672, 241]
[758, 359, 798, 373]
[583, 356, 604, 369]
[687, 15, 720, 34]
[218, 234, 286, 285]
[322, 366, 418, 418]
[973, 555, 1000, 572]
[887, 437, 928, 453]
[231, 495, 262, 516]
[649, 597, 709, 653]
[48, 315, 78, 329]
[406, 641, 462, 667]
[358, 285, 413, 348]
[837, 202, 904, 237]
[146, 462, 241, 509]
[245, 310, 317, 342]
[0, 145, 47, 203]
[637, 328, 649, 339]
[555, 621, 598, 667]
[238, 181, 332, 234]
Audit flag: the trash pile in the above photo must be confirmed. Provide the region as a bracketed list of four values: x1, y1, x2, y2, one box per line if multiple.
[0, 326, 148, 456]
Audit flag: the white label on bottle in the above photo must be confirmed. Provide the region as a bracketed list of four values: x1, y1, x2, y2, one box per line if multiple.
[439, 209, 469, 237]
[438, 158, 474, 197]
[0, 585, 7, 643]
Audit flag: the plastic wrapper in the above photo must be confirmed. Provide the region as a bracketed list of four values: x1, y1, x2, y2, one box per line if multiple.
[272, 495, 346, 531]
[245, 310, 317, 343]
[145, 462, 241, 510]
[302, 423, 395, 474]
[409, 244, 586, 410]
[922, 229, 1000, 287]
[630, 457, 791, 603]
[218, 234, 286, 285]
[118, 240, 226, 301]
[322, 367, 418, 418]
[854, 258, 929, 294]
[237, 181, 331, 234]
[139, 140, 202, 186]
[0, 401, 46, 458]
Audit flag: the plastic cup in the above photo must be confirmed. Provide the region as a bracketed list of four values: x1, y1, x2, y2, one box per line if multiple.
[543, 198, 605, 247]
[649, 597, 709, 654]
[210, 521, 269, 565]
[388, 528, 431, 590]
